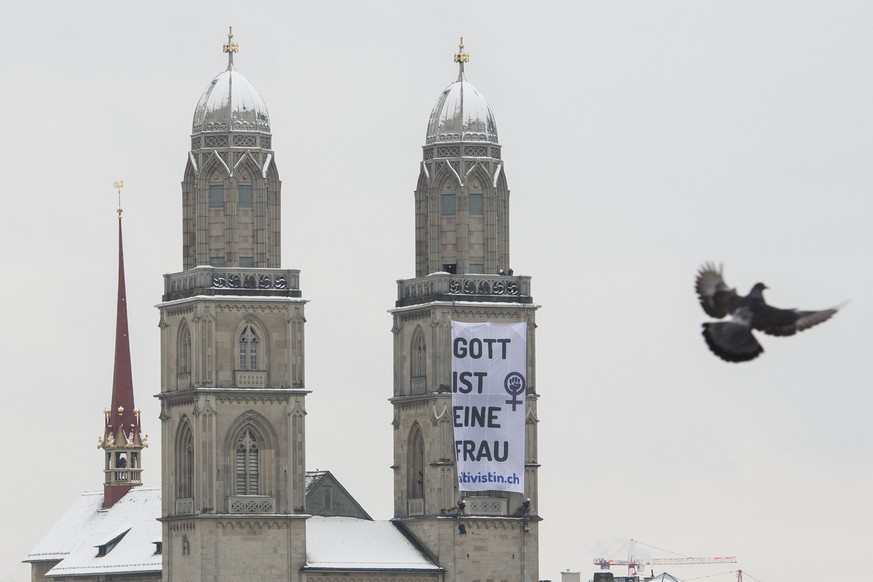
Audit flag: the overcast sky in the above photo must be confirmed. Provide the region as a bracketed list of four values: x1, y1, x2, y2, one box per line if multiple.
[2, 2, 872, 582]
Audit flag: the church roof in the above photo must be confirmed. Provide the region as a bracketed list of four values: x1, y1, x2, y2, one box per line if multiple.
[425, 40, 498, 145]
[305, 516, 441, 572]
[192, 30, 270, 135]
[24, 487, 161, 577]
[305, 470, 373, 520]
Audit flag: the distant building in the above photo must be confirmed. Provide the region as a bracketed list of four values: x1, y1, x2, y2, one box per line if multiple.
[26, 31, 541, 581]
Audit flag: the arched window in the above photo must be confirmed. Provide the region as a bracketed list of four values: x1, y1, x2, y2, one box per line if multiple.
[407, 424, 425, 500]
[411, 327, 426, 379]
[468, 178, 484, 215]
[177, 421, 193, 498]
[238, 325, 259, 370]
[235, 428, 260, 495]
[178, 322, 191, 374]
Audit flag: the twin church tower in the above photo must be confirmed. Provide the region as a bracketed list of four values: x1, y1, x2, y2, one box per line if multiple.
[65, 31, 542, 582]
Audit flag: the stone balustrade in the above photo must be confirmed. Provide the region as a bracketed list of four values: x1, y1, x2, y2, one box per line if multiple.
[175, 498, 194, 515]
[408, 498, 424, 516]
[234, 370, 268, 388]
[396, 273, 532, 307]
[163, 266, 301, 301]
[228, 496, 276, 514]
[464, 496, 508, 516]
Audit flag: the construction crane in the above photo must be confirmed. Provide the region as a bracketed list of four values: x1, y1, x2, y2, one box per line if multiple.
[593, 538, 737, 577]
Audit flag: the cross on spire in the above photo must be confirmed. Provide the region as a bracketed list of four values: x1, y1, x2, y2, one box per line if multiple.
[454, 36, 469, 78]
[223, 26, 239, 68]
[113, 180, 124, 217]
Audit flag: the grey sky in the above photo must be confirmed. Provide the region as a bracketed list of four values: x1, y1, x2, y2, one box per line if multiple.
[3, 2, 871, 581]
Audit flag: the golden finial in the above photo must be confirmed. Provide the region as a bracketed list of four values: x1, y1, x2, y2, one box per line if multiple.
[223, 26, 239, 67]
[454, 36, 470, 64]
[453, 37, 469, 79]
[113, 181, 124, 217]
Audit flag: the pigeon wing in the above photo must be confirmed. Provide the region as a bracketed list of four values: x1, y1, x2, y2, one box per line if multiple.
[753, 305, 840, 337]
[695, 263, 739, 318]
[701, 309, 764, 362]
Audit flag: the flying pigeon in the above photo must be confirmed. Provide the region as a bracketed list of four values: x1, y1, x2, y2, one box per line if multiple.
[695, 263, 840, 362]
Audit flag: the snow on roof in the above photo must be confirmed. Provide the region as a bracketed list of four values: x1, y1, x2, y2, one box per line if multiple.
[305, 516, 440, 571]
[305, 470, 328, 493]
[25, 487, 161, 577]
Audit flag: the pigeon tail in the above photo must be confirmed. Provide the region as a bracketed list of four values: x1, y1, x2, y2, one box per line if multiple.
[702, 321, 764, 362]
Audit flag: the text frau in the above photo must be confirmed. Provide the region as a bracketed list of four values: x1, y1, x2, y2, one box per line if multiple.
[455, 439, 509, 462]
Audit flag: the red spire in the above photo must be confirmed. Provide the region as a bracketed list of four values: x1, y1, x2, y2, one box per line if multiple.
[108, 214, 138, 437]
[100, 208, 146, 508]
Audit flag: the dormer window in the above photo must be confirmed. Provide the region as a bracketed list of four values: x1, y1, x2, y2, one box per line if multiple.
[96, 529, 130, 557]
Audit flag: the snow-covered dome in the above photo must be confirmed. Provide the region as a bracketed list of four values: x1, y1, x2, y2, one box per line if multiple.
[192, 64, 270, 135]
[426, 62, 498, 145]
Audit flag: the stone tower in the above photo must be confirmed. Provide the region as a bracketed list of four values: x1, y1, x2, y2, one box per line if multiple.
[157, 30, 308, 582]
[390, 40, 541, 581]
[98, 196, 148, 509]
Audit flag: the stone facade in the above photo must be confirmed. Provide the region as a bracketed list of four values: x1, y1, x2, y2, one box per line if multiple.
[27, 36, 540, 582]
[156, 37, 311, 582]
[389, 41, 541, 582]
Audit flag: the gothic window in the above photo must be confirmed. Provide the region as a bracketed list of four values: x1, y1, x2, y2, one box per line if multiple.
[238, 184, 253, 208]
[240, 256, 254, 268]
[177, 421, 193, 499]
[407, 424, 425, 500]
[209, 184, 225, 207]
[469, 193, 484, 215]
[235, 429, 260, 495]
[442, 193, 456, 215]
[178, 322, 191, 374]
[411, 327, 426, 379]
[238, 325, 260, 370]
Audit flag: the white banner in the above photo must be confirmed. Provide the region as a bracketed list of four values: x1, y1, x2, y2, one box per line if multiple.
[451, 321, 526, 493]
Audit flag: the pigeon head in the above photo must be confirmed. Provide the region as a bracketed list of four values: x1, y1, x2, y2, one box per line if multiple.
[749, 282, 767, 298]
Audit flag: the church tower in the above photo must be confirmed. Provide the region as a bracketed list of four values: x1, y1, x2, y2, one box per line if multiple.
[390, 40, 541, 581]
[98, 187, 148, 509]
[157, 30, 308, 582]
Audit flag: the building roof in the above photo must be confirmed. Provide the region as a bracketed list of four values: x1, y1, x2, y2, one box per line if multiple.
[305, 470, 373, 520]
[25, 487, 162, 577]
[27, 474, 433, 577]
[425, 41, 498, 145]
[305, 516, 440, 572]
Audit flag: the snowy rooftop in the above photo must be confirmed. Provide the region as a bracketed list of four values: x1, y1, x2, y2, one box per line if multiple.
[192, 64, 270, 135]
[305, 516, 440, 572]
[426, 74, 498, 145]
[25, 487, 162, 577]
[27, 485, 438, 576]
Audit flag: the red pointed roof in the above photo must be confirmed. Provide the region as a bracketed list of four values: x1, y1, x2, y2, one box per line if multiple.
[108, 215, 137, 435]
[101, 212, 145, 509]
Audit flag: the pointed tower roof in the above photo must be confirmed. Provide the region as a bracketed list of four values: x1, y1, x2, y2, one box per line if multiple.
[425, 38, 498, 145]
[109, 208, 135, 429]
[191, 27, 271, 135]
[99, 182, 146, 509]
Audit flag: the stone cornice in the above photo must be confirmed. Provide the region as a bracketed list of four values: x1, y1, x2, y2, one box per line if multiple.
[158, 387, 310, 402]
